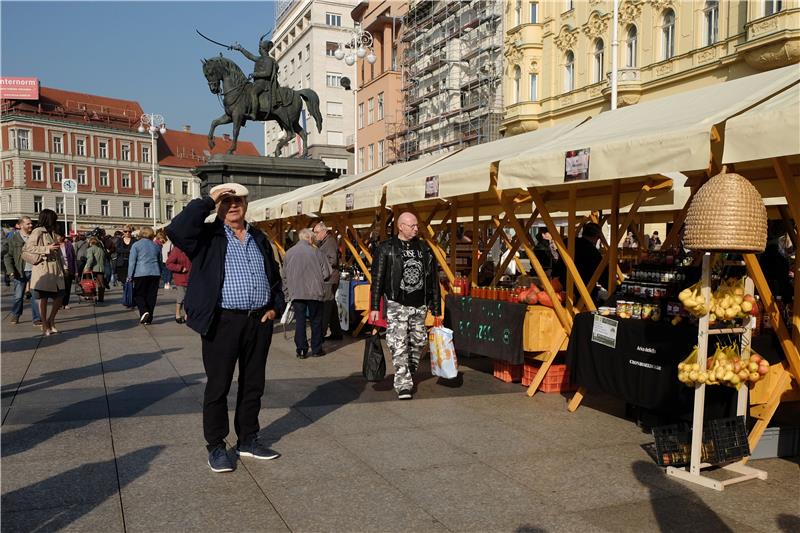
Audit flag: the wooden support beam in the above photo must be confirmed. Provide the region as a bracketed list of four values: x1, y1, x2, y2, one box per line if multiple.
[408, 205, 455, 285]
[567, 187, 577, 313]
[492, 211, 539, 286]
[472, 194, 480, 286]
[777, 206, 797, 249]
[609, 181, 620, 294]
[526, 331, 569, 396]
[450, 200, 458, 276]
[747, 371, 793, 461]
[773, 157, 800, 223]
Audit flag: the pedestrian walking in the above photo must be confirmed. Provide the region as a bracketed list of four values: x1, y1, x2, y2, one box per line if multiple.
[127, 226, 163, 325]
[23, 209, 66, 336]
[114, 225, 136, 283]
[167, 182, 284, 473]
[156, 230, 173, 289]
[73, 233, 89, 274]
[284, 228, 331, 359]
[56, 232, 77, 309]
[165, 244, 191, 323]
[83, 237, 107, 303]
[312, 221, 344, 341]
[3, 217, 42, 326]
[369, 212, 441, 400]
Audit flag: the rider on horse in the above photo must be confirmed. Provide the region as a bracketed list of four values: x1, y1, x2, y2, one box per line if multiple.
[232, 37, 281, 121]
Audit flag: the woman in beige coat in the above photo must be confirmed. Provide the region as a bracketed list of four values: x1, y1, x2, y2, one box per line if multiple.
[23, 209, 65, 335]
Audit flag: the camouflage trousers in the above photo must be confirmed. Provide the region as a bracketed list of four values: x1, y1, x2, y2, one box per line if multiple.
[385, 300, 428, 393]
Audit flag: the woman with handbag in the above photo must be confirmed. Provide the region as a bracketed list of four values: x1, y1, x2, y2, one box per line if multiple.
[22, 209, 65, 336]
[83, 237, 107, 303]
[128, 226, 163, 325]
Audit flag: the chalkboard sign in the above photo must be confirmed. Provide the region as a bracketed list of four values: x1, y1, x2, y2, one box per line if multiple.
[444, 295, 527, 364]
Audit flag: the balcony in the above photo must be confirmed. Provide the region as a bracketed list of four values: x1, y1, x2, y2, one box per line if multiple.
[738, 8, 800, 71]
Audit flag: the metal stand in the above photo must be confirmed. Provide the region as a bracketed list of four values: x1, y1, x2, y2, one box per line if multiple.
[666, 253, 767, 490]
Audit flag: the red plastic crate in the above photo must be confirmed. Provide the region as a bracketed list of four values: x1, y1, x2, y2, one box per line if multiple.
[521, 360, 577, 393]
[492, 360, 523, 383]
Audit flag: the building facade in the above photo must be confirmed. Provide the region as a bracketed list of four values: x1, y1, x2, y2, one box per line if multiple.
[265, 0, 360, 175]
[501, 0, 800, 135]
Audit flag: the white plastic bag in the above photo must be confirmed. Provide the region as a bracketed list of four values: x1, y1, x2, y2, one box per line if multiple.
[429, 326, 458, 379]
[280, 299, 295, 325]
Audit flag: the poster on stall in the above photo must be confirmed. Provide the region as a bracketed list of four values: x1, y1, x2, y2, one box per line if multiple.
[335, 282, 350, 331]
[564, 147, 590, 182]
[591, 314, 618, 348]
[425, 175, 439, 198]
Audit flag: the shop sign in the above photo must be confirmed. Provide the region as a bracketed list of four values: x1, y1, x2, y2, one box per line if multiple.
[264, 208, 271, 220]
[425, 175, 439, 198]
[564, 147, 590, 182]
[447, 296, 527, 363]
[296, 201, 303, 215]
[591, 314, 617, 348]
[345, 192, 354, 211]
[0, 77, 39, 100]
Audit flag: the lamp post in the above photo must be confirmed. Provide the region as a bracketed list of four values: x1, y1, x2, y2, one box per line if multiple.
[138, 113, 167, 228]
[334, 24, 376, 174]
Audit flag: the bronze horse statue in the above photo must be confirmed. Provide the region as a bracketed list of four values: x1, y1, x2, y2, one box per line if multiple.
[202, 55, 322, 155]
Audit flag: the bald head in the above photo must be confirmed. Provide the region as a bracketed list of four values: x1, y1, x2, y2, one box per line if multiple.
[397, 212, 419, 241]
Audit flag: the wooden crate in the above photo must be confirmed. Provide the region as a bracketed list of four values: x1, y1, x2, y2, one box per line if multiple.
[749, 360, 800, 405]
[523, 305, 568, 352]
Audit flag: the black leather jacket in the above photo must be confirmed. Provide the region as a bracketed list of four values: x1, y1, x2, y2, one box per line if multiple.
[370, 236, 441, 315]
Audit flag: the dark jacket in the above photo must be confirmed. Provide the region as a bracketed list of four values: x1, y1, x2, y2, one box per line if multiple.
[2, 232, 25, 277]
[61, 240, 78, 276]
[370, 236, 441, 315]
[165, 245, 192, 287]
[166, 197, 284, 336]
[114, 236, 136, 271]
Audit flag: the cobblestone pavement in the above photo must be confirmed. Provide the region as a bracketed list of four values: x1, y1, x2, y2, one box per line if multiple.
[2, 285, 798, 532]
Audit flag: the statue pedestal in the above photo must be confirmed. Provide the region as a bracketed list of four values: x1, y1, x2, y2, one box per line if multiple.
[194, 155, 336, 201]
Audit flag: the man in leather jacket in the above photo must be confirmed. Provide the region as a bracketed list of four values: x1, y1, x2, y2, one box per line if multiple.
[369, 212, 441, 400]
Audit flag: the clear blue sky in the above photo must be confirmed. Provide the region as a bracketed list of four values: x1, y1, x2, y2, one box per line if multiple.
[1, 1, 279, 153]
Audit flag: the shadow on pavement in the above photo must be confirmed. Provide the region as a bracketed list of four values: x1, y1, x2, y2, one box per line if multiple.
[0, 445, 164, 531]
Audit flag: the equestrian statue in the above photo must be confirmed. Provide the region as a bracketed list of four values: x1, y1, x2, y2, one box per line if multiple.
[200, 31, 322, 156]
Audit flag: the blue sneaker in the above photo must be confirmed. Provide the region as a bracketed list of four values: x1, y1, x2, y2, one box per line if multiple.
[236, 438, 280, 460]
[207, 446, 234, 473]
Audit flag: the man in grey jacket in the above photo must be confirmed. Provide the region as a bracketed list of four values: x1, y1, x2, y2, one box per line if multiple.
[283, 228, 331, 358]
[313, 221, 344, 340]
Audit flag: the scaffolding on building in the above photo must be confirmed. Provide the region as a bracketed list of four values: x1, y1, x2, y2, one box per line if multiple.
[391, 0, 504, 163]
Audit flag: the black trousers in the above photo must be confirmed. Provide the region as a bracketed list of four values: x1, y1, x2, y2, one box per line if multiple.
[293, 299, 323, 353]
[202, 309, 274, 449]
[133, 275, 160, 317]
[321, 294, 343, 337]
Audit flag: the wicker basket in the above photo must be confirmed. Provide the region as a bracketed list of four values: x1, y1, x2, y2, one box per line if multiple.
[684, 171, 767, 253]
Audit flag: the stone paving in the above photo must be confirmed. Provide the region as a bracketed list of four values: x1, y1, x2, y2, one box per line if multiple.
[1, 285, 798, 532]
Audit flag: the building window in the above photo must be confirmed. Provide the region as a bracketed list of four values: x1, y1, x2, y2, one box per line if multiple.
[565, 0, 574, 12]
[529, 2, 538, 23]
[377, 92, 384, 120]
[327, 101, 343, 117]
[99, 170, 109, 187]
[305, 43, 310, 59]
[32, 164, 43, 181]
[358, 147, 365, 171]
[143, 174, 152, 190]
[101, 200, 109, 217]
[378, 140, 385, 167]
[166, 204, 174, 220]
[327, 131, 343, 145]
[54, 166, 64, 183]
[12, 129, 30, 150]
[99, 141, 108, 158]
[704, 1, 719, 46]
[141, 145, 151, 163]
[77, 169, 87, 185]
[79, 198, 87, 215]
[515, 0, 522, 26]
[368, 144, 375, 170]
[121, 172, 131, 188]
[53, 135, 63, 154]
[368, 98, 374, 125]
[765, 0, 782, 16]
[121, 144, 131, 161]
[626, 25, 638, 67]
[529, 73, 538, 101]
[326, 41, 338, 56]
[33, 195, 43, 213]
[165, 179, 173, 194]
[76, 138, 86, 156]
[326, 12, 342, 26]
[326, 72, 342, 87]
[593, 39, 605, 83]
[662, 9, 676, 60]
[358, 103, 364, 128]
[122, 201, 131, 218]
[143, 202, 151, 219]
[513, 66, 522, 103]
[564, 51, 575, 92]
[56, 197, 64, 214]
[181, 181, 189, 195]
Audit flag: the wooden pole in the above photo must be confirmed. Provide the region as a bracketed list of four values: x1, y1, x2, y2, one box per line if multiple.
[609, 181, 620, 293]
[472, 194, 479, 287]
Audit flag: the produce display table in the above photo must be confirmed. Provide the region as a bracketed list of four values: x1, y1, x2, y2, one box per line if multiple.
[444, 295, 528, 364]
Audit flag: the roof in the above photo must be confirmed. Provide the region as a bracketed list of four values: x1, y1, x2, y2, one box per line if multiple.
[158, 130, 261, 169]
[1, 86, 144, 130]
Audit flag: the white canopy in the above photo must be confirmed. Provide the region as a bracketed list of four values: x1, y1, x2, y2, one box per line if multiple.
[385, 119, 584, 206]
[723, 81, 800, 164]
[246, 181, 329, 222]
[498, 64, 800, 190]
[280, 168, 382, 219]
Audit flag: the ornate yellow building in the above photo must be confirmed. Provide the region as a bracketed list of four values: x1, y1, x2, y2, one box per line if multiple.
[502, 0, 800, 136]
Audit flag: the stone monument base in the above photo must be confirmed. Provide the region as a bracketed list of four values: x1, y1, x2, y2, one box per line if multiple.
[195, 155, 337, 201]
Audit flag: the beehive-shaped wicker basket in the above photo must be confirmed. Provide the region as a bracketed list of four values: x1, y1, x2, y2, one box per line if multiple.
[684, 171, 767, 252]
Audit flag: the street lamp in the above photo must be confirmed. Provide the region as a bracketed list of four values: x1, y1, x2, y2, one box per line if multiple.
[138, 113, 167, 228]
[334, 24, 376, 174]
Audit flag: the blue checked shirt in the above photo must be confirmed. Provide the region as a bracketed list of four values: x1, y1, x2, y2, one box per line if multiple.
[220, 224, 270, 310]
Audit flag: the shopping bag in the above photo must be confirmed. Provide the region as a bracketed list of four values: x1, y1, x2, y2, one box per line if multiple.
[367, 294, 388, 328]
[362, 331, 386, 382]
[429, 326, 458, 379]
[122, 280, 135, 307]
[280, 299, 295, 325]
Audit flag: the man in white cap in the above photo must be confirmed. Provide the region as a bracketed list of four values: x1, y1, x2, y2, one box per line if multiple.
[167, 182, 285, 473]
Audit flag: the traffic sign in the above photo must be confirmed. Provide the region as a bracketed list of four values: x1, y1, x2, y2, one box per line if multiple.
[62, 178, 78, 194]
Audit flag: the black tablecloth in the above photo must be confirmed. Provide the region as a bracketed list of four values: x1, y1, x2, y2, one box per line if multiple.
[444, 295, 527, 364]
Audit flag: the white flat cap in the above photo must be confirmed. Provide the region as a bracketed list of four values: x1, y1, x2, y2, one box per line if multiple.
[210, 182, 249, 198]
